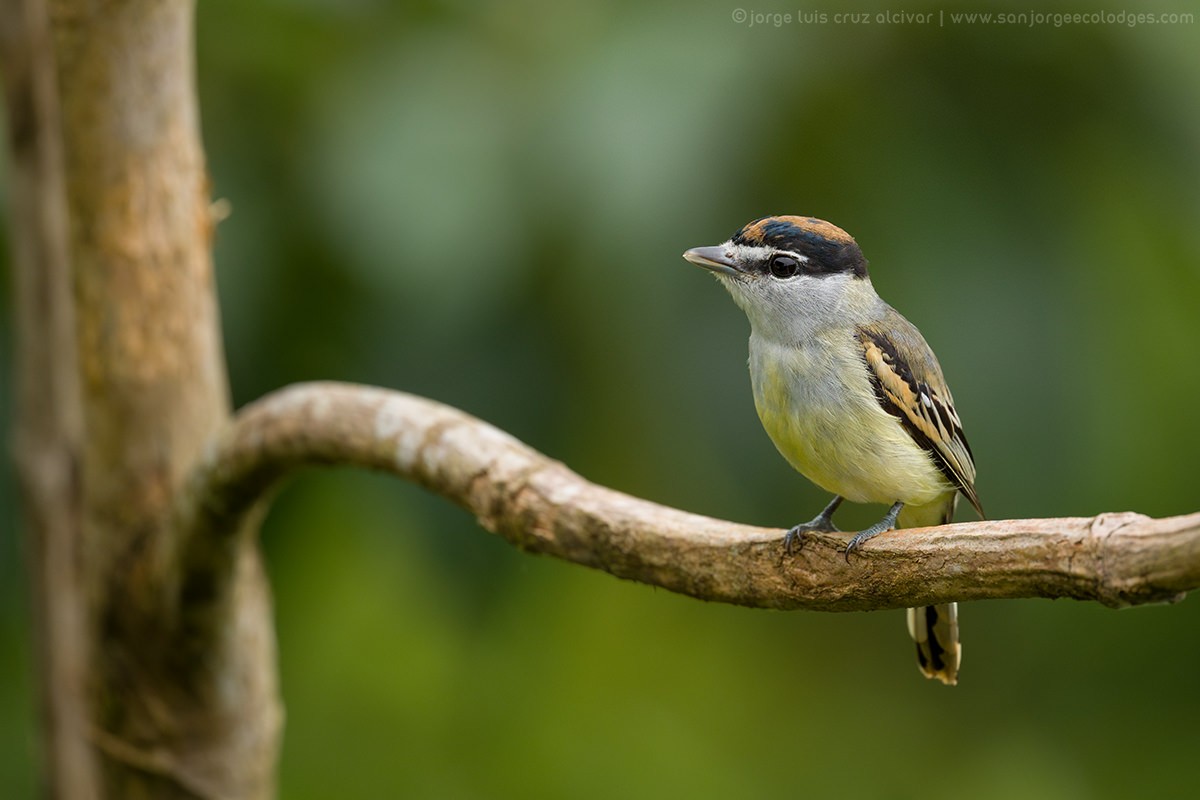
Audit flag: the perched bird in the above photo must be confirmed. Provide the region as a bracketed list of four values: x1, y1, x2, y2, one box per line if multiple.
[683, 215, 982, 685]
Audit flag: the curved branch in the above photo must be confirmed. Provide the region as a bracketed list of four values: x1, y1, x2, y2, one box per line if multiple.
[173, 381, 1200, 630]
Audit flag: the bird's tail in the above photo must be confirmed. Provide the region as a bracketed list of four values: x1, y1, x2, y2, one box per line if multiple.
[906, 603, 960, 685]
[899, 495, 961, 685]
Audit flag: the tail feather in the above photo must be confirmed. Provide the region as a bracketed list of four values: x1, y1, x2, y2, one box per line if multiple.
[907, 603, 960, 685]
[900, 493, 962, 685]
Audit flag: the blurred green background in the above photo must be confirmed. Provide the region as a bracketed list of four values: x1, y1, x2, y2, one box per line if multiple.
[3, 0, 1200, 796]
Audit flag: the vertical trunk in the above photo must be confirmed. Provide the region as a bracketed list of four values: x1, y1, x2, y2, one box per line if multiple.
[3, 0, 283, 796]
[1, 0, 92, 795]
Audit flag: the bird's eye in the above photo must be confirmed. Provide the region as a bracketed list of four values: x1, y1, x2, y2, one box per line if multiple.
[768, 254, 800, 278]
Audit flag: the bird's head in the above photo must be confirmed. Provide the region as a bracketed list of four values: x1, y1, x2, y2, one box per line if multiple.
[683, 215, 875, 340]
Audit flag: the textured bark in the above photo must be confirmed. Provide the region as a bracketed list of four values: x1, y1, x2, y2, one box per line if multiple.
[4, 0, 281, 796]
[179, 382, 1200, 614]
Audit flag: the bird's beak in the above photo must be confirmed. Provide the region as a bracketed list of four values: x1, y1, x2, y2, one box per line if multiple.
[682, 246, 739, 277]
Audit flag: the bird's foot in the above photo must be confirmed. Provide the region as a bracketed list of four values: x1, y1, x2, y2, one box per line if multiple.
[783, 522, 837, 555]
[844, 500, 904, 562]
[782, 496, 844, 555]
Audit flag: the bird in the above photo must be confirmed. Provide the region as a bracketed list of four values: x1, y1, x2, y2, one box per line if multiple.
[682, 215, 982, 685]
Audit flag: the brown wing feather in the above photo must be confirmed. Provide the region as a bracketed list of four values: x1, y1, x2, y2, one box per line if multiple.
[858, 318, 984, 518]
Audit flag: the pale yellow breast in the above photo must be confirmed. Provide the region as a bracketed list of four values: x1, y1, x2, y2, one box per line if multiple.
[749, 333, 951, 507]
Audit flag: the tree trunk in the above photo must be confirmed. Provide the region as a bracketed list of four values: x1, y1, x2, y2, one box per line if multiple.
[3, 0, 282, 796]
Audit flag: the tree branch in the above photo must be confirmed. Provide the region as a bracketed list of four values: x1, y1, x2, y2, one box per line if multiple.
[176, 381, 1200, 622]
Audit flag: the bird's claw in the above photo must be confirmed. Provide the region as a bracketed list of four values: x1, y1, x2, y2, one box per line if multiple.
[843, 528, 883, 561]
[783, 526, 808, 555]
[782, 519, 839, 555]
[843, 501, 904, 562]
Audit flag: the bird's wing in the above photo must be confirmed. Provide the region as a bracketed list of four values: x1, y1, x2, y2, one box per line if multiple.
[857, 316, 984, 518]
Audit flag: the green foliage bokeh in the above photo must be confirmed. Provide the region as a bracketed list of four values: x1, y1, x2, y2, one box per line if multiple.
[2, 0, 1199, 796]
